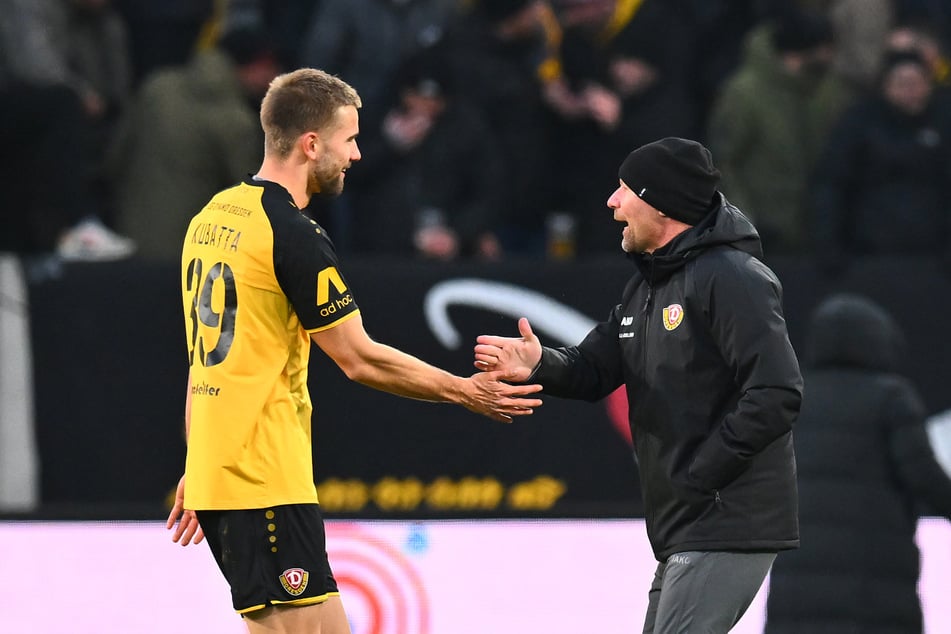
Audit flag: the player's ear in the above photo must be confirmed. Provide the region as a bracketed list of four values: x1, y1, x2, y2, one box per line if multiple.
[300, 131, 321, 160]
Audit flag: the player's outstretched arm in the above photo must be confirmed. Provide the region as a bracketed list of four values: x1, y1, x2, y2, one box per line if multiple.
[166, 474, 204, 546]
[310, 314, 543, 423]
[473, 317, 542, 383]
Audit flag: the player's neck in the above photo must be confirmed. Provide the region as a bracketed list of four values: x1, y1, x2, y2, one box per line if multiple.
[255, 157, 311, 209]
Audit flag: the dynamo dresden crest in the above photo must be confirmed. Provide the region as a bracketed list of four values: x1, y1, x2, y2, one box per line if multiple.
[280, 568, 310, 596]
[662, 304, 684, 331]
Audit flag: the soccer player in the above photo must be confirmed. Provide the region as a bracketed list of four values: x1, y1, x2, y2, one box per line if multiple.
[165, 68, 543, 633]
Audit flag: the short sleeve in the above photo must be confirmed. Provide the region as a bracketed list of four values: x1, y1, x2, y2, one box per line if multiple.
[272, 212, 360, 332]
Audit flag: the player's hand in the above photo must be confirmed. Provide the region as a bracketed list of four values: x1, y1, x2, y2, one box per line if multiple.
[474, 318, 542, 383]
[166, 474, 204, 546]
[463, 369, 543, 423]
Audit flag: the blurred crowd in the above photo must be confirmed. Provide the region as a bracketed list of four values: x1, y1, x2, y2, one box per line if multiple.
[1, 0, 950, 266]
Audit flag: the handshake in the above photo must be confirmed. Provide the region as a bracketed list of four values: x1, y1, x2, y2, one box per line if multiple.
[463, 318, 545, 423]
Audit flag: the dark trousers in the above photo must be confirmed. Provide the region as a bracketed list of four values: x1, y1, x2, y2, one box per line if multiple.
[643, 550, 776, 634]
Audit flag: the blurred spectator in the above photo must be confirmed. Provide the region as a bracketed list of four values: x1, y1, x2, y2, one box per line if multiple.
[685, 0, 763, 132]
[107, 27, 281, 262]
[548, 0, 700, 254]
[64, 0, 134, 225]
[894, 0, 951, 47]
[297, 0, 460, 251]
[298, 0, 458, 125]
[220, 0, 322, 70]
[887, 18, 951, 90]
[811, 49, 951, 270]
[0, 0, 131, 118]
[558, 0, 699, 147]
[0, 0, 135, 260]
[439, 0, 564, 256]
[807, 0, 896, 138]
[707, 8, 837, 256]
[113, 0, 215, 85]
[66, 0, 133, 116]
[801, 0, 895, 90]
[348, 49, 505, 260]
[765, 292, 951, 634]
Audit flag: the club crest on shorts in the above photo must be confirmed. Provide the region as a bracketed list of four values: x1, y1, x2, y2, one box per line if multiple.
[662, 303, 684, 331]
[279, 568, 310, 596]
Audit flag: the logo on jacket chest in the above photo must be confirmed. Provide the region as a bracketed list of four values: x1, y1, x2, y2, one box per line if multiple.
[619, 314, 635, 338]
[618, 304, 685, 337]
[662, 303, 684, 331]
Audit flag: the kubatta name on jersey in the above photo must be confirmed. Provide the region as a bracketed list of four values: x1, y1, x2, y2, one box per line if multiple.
[191, 222, 242, 252]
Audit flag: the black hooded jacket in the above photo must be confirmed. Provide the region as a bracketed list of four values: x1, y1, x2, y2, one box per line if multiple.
[765, 294, 951, 634]
[533, 195, 803, 560]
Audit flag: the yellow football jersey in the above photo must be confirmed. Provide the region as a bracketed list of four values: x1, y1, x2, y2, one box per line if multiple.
[181, 177, 359, 510]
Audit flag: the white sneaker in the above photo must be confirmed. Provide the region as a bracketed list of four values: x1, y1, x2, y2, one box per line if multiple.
[57, 218, 136, 262]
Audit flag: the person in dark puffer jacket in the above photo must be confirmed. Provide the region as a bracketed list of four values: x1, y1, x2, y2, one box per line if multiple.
[765, 292, 951, 634]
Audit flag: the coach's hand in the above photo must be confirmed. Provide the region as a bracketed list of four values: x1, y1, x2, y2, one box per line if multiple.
[474, 318, 543, 383]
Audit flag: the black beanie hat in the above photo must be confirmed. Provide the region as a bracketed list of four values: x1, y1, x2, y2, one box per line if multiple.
[479, 0, 533, 24]
[878, 48, 930, 85]
[218, 26, 275, 66]
[618, 137, 721, 225]
[771, 9, 834, 54]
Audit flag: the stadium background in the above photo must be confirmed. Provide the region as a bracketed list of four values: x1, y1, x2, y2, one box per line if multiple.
[13, 253, 951, 516]
[1, 253, 950, 632]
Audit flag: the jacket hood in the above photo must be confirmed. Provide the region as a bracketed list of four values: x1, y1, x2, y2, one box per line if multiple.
[631, 193, 762, 281]
[184, 49, 244, 102]
[743, 25, 780, 75]
[806, 293, 905, 372]
[737, 24, 820, 93]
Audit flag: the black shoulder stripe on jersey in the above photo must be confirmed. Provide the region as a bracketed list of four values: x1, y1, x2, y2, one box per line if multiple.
[254, 179, 358, 330]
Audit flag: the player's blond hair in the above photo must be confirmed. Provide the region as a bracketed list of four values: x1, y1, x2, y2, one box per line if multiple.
[260, 68, 362, 158]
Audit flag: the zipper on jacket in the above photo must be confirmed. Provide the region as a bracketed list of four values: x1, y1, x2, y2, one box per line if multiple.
[641, 282, 653, 381]
[642, 257, 655, 350]
[714, 490, 722, 505]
